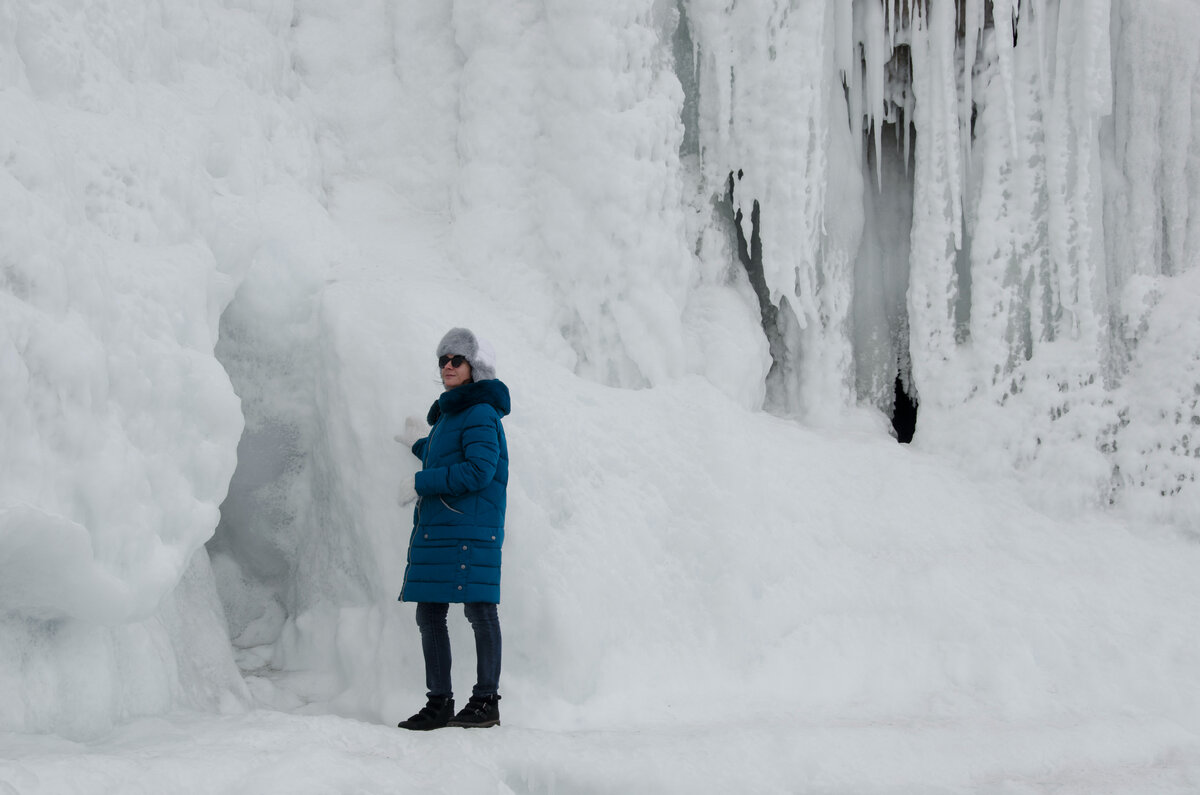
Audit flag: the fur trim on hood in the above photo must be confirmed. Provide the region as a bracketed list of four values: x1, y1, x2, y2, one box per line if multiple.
[426, 378, 511, 425]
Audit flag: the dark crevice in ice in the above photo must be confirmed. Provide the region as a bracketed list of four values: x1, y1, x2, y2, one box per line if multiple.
[671, 0, 700, 160]
[721, 170, 791, 411]
[892, 373, 918, 443]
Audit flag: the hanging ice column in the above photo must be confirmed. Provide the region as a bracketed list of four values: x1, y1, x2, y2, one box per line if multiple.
[861, 0, 1200, 518]
[683, 0, 863, 421]
[683, 0, 1199, 517]
[905, 0, 969, 402]
[864, 0, 1123, 502]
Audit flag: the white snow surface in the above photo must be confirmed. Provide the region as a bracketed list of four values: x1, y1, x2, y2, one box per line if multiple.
[2, 0, 1200, 792]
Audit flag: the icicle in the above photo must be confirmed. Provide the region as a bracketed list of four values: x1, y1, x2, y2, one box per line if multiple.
[1031, 0, 1049, 101]
[993, 0, 1021, 161]
[861, 0, 888, 191]
[961, 0, 982, 186]
[906, 0, 960, 397]
[835, 1, 855, 83]
[885, 0, 892, 52]
[692, 24, 699, 94]
[925, 0, 963, 249]
[837, 0, 859, 161]
[850, 42, 864, 163]
[903, 91, 912, 176]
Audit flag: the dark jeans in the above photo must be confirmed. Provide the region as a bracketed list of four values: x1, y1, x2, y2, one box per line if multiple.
[414, 602, 502, 699]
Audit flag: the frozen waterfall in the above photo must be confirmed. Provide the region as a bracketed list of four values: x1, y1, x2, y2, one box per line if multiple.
[0, 3, 1198, 786]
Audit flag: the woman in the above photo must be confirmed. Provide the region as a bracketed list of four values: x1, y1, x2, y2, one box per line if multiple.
[397, 327, 510, 730]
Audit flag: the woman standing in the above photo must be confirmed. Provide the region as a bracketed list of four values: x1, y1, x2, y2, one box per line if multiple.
[397, 328, 510, 730]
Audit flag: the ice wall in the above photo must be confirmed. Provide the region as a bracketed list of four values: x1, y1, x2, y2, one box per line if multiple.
[3, 0, 1198, 739]
[1102, 0, 1200, 525]
[207, 0, 1200, 734]
[205, 0, 738, 720]
[679, 0, 1199, 522]
[896, 0, 1199, 522]
[0, 0, 322, 734]
[682, 0, 863, 419]
[445, 0, 701, 391]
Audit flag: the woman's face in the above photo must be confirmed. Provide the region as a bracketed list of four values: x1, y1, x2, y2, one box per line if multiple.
[440, 355, 472, 389]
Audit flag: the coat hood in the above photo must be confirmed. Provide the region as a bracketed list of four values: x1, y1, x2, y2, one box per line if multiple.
[427, 379, 511, 425]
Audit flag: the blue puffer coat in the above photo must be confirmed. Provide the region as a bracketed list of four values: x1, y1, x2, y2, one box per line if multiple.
[399, 379, 510, 604]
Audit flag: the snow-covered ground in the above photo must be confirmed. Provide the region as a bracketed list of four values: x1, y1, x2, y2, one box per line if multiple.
[2, 1, 1200, 792]
[6, 375, 1200, 792]
[6, 286, 1200, 790]
[5, 705, 1200, 794]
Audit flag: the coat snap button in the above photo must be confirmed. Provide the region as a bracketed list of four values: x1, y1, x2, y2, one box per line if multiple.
[460, 564, 466, 569]
[457, 585, 463, 590]
[462, 545, 468, 551]
[424, 534, 429, 539]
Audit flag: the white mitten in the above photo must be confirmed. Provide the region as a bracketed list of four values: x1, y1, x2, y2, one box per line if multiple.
[394, 415, 427, 446]
[397, 476, 418, 506]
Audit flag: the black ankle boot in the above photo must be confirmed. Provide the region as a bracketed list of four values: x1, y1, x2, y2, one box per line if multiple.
[397, 696, 454, 730]
[447, 694, 500, 728]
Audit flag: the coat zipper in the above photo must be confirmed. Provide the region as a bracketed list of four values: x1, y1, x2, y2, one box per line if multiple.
[417, 417, 443, 514]
[402, 417, 442, 596]
[421, 419, 464, 514]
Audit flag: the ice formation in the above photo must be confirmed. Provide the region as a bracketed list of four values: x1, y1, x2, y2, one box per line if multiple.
[0, 0, 1197, 751]
[683, 0, 1199, 519]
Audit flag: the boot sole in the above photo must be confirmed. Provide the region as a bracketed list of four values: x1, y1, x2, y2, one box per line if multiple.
[447, 719, 500, 728]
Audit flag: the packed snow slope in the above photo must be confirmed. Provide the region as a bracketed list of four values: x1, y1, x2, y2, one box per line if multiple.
[2, 0, 1200, 791]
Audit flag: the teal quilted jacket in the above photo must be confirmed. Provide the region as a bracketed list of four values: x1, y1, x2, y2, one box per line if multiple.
[400, 379, 510, 604]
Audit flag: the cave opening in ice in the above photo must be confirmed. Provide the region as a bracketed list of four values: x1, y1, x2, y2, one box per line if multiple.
[892, 375, 919, 442]
[204, 241, 341, 693]
[854, 20, 923, 442]
[207, 290, 296, 682]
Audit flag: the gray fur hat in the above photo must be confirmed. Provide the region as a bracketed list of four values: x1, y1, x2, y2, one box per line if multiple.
[437, 327, 497, 381]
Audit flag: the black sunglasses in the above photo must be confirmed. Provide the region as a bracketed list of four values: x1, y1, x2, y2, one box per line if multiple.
[439, 354, 468, 368]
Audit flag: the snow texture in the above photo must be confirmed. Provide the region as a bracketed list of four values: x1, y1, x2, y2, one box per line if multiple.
[1, 0, 1200, 791]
